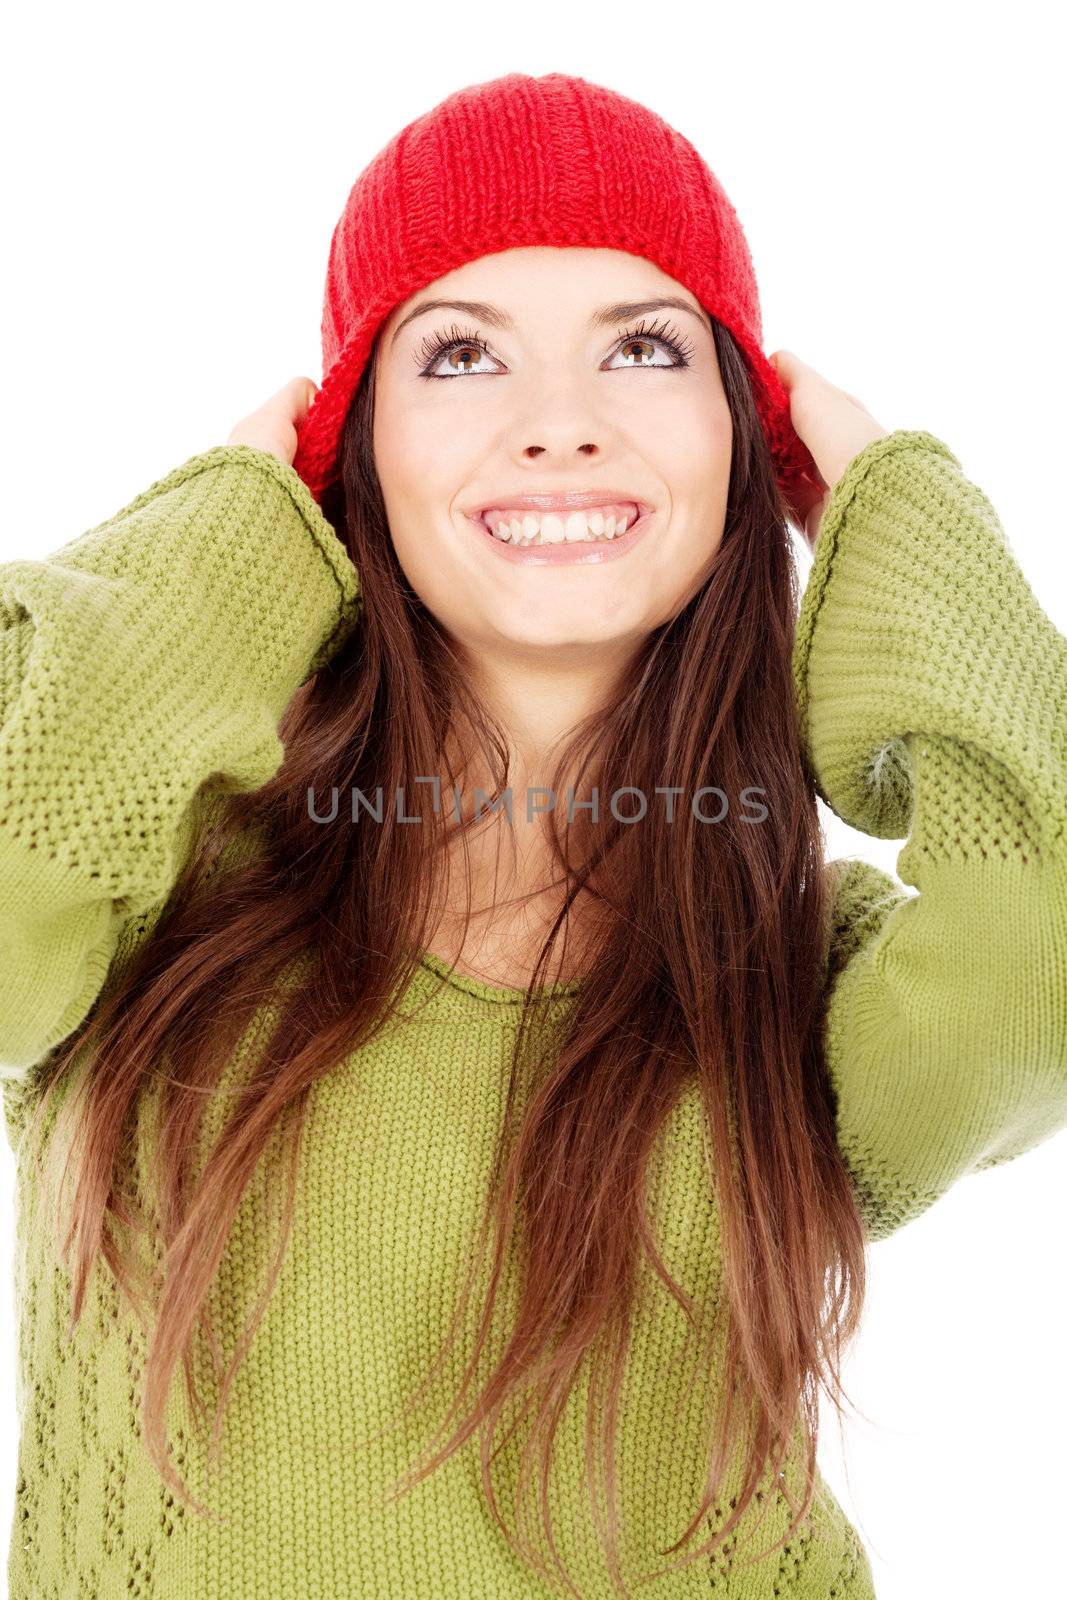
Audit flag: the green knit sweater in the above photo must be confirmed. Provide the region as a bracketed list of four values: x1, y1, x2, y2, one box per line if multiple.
[1, 430, 1064, 1597]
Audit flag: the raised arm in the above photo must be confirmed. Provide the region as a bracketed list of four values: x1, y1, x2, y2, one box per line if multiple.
[0, 443, 361, 1080]
[794, 430, 1067, 1241]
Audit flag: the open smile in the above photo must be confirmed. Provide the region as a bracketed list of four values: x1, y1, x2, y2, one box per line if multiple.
[464, 505, 656, 566]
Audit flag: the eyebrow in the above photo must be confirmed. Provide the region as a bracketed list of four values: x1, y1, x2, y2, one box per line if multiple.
[388, 295, 712, 349]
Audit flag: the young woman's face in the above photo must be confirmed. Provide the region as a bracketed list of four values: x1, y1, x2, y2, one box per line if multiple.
[373, 247, 733, 662]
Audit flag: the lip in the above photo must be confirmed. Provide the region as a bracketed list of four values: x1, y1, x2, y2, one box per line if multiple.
[464, 504, 656, 566]
[469, 490, 653, 518]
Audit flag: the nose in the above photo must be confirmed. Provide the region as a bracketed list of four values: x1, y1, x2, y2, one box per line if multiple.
[523, 441, 599, 459]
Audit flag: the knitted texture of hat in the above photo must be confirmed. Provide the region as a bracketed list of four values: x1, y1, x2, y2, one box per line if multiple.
[292, 71, 819, 509]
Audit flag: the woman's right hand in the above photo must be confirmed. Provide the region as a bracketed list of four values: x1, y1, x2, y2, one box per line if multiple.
[226, 377, 318, 468]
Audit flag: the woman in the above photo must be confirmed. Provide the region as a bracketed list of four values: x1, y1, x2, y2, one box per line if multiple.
[1, 73, 1064, 1599]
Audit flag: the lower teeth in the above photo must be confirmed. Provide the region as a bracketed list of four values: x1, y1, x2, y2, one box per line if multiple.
[508, 522, 633, 548]
[515, 534, 617, 548]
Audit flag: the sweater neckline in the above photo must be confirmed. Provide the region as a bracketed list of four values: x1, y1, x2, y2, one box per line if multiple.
[417, 949, 583, 1005]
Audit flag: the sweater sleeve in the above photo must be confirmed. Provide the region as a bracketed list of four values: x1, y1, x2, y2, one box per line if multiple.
[794, 429, 1067, 1242]
[0, 443, 361, 1081]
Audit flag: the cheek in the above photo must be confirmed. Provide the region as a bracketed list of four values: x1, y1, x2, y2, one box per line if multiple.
[627, 380, 729, 465]
[377, 403, 471, 528]
[661, 395, 730, 464]
[386, 525, 463, 633]
[381, 482, 468, 619]
[660, 415, 732, 534]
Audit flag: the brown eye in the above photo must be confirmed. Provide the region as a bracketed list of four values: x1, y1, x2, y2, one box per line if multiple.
[614, 337, 665, 367]
[443, 344, 484, 373]
[414, 323, 499, 379]
[606, 317, 694, 370]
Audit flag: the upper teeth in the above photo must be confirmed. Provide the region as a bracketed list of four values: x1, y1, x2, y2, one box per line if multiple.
[483, 505, 637, 545]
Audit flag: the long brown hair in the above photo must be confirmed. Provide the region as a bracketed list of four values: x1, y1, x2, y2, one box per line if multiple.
[24, 315, 868, 1596]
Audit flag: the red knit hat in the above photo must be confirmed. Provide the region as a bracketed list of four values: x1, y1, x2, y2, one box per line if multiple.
[292, 72, 819, 510]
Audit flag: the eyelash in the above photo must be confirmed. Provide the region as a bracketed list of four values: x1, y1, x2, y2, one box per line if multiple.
[413, 315, 696, 379]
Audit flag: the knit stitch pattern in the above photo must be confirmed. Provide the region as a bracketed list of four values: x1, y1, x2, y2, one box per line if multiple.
[1, 432, 1064, 1596]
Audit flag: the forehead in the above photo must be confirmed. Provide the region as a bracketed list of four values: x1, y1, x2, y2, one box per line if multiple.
[379, 264, 711, 371]
[381, 247, 705, 335]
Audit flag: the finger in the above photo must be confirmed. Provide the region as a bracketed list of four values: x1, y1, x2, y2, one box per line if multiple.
[282, 376, 319, 427]
[280, 376, 318, 411]
[771, 350, 818, 376]
[769, 348, 798, 385]
[776, 352, 871, 415]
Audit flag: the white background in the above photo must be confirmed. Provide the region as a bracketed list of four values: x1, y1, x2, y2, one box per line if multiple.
[2, 2, 1065, 1596]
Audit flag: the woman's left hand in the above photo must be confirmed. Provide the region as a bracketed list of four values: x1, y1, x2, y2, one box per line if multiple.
[769, 350, 889, 550]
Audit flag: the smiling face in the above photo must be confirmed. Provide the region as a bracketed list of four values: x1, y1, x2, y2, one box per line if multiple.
[372, 246, 733, 666]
